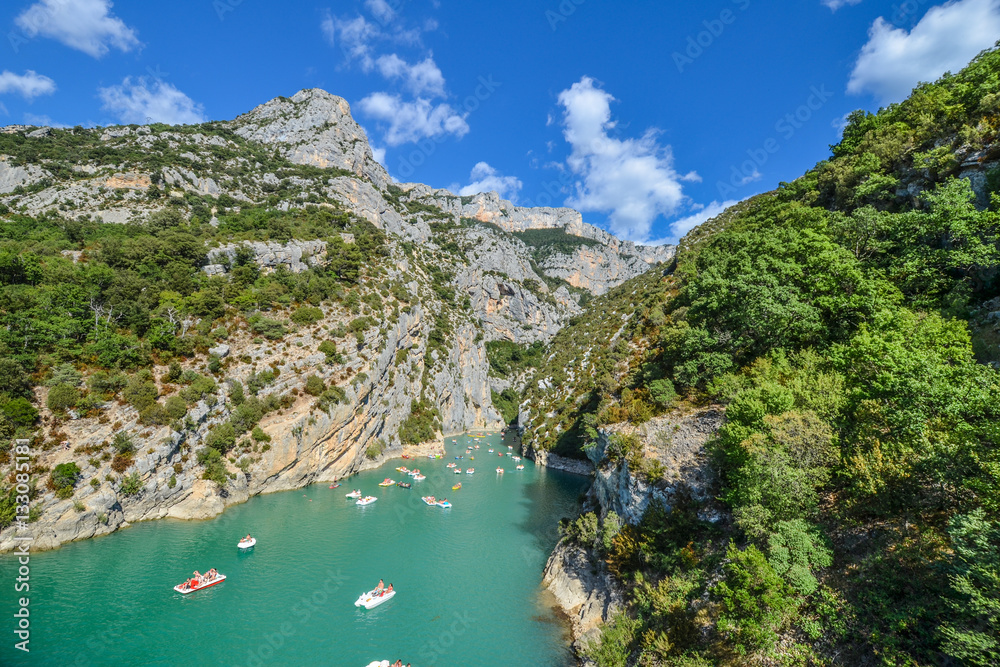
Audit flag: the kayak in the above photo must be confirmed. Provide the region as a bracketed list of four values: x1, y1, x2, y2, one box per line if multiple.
[174, 573, 226, 595]
[355, 588, 395, 609]
[237, 537, 256, 550]
[452, 483, 462, 490]
[329, 483, 341, 489]
[356, 496, 377, 506]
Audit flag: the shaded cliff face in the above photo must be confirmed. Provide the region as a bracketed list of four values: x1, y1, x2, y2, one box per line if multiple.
[0, 88, 672, 551]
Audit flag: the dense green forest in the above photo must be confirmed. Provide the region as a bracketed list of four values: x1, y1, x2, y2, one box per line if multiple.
[520, 47, 1000, 665]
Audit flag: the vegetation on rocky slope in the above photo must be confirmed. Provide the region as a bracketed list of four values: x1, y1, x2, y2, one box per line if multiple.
[531, 46, 1000, 665]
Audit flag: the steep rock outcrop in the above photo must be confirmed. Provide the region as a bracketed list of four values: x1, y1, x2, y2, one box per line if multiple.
[232, 88, 390, 189]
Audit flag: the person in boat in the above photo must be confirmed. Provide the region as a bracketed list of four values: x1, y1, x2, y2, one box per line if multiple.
[387, 583, 394, 593]
[243, 534, 252, 542]
[376, 579, 384, 594]
[193, 570, 201, 584]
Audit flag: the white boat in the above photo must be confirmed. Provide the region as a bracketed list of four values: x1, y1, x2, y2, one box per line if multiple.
[513, 456, 521, 461]
[237, 537, 256, 550]
[496, 468, 504, 474]
[411, 474, 426, 481]
[421, 496, 437, 505]
[355, 588, 395, 609]
[516, 465, 525, 470]
[346, 490, 362, 499]
[356, 496, 377, 506]
[454, 468, 462, 474]
[436, 500, 452, 508]
[466, 468, 475, 474]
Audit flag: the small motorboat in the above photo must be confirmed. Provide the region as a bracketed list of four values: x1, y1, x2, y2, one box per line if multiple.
[396, 481, 411, 489]
[446, 462, 456, 468]
[396, 467, 410, 474]
[508, 446, 513, 450]
[355, 588, 395, 609]
[329, 483, 341, 489]
[346, 490, 362, 499]
[378, 479, 395, 487]
[496, 468, 504, 474]
[237, 537, 256, 550]
[454, 468, 462, 474]
[512, 456, 521, 462]
[421, 496, 437, 506]
[408, 469, 421, 477]
[356, 496, 377, 506]
[474, 445, 479, 449]
[436, 500, 452, 508]
[466, 468, 475, 474]
[174, 572, 226, 594]
[452, 482, 462, 490]
[412, 474, 426, 481]
[516, 465, 525, 470]
[488, 449, 494, 453]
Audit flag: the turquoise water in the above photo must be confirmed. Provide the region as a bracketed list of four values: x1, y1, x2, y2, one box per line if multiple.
[0, 433, 589, 666]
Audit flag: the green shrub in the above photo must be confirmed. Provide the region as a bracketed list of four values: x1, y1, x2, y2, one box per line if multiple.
[248, 314, 286, 340]
[197, 447, 228, 486]
[304, 374, 325, 396]
[205, 422, 236, 453]
[229, 381, 245, 406]
[168, 474, 177, 489]
[50, 462, 80, 491]
[112, 432, 135, 455]
[45, 364, 82, 387]
[766, 519, 833, 596]
[88, 371, 127, 398]
[2, 397, 38, 427]
[119, 472, 143, 496]
[366, 440, 385, 460]
[139, 403, 170, 426]
[165, 395, 187, 420]
[316, 386, 347, 411]
[714, 542, 799, 657]
[251, 425, 271, 442]
[46, 384, 80, 412]
[290, 306, 323, 325]
[318, 340, 342, 364]
[122, 373, 158, 411]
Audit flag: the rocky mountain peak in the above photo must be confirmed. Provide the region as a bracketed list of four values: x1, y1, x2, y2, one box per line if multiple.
[231, 88, 390, 188]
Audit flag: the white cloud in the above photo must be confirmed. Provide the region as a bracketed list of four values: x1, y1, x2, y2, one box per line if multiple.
[666, 200, 739, 241]
[452, 162, 523, 201]
[848, 0, 1000, 104]
[0, 70, 56, 100]
[371, 145, 386, 165]
[375, 54, 446, 97]
[557, 76, 695, 243]
[323, 12, 379, 71]
[822, 0, 863, 10]
[98, 77, 206, 126]
[357, 92, 468, 146]
[0, 103, 8, 116]
[15, 0, 139, 58]
[365, 0, 396, 24]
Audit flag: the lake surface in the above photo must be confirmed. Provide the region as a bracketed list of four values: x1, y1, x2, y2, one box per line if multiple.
[0, 432, 589, 666]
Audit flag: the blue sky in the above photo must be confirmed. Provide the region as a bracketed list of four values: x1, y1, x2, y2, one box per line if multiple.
[1, 0, 998, 244]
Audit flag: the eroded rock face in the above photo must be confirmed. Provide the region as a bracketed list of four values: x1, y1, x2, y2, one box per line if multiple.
[0, 158, 50, 194]
[542, 541, 623, 662]
[232, 88, 390, 189]
[591, 408, 723, 525]
[203, 239, 329, 275]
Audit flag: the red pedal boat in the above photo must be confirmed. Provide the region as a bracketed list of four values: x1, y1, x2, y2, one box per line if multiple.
[174, 572, 226, 595]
